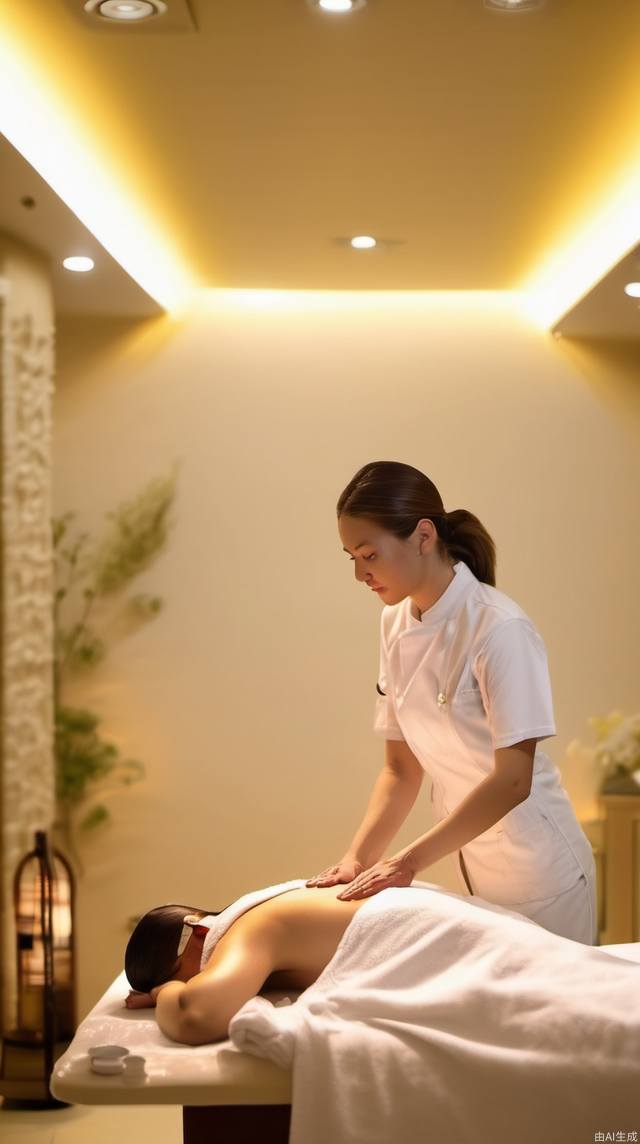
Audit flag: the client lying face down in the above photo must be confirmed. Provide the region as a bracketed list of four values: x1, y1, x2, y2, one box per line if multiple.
[124, 903, 225, 1009]
[123, 885, 367, 1042]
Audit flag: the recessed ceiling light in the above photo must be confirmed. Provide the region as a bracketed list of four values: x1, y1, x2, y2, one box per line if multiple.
[623, 282, 640, 298]
[350, 235, 377, 249]
[484, 0, 546, 11]
[63, 256, 95, 272]
[83, 0, 167, 22]
[306, 0, 368, 14]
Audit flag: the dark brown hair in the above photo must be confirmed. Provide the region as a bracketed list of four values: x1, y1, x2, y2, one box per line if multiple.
[124, 901, 230, 993]
[337, 461, 496, 587]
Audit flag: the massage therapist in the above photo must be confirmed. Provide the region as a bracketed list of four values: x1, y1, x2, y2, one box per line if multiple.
[306, 460, 597, 945]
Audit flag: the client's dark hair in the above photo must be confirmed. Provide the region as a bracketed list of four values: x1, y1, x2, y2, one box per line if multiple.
[124, 902, 229, 993]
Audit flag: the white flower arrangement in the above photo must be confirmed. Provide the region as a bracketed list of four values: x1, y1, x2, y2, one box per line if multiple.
[587, 710, 640, 788]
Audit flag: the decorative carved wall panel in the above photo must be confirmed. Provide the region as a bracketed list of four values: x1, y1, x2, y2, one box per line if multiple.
[0, 235, 56, 1030]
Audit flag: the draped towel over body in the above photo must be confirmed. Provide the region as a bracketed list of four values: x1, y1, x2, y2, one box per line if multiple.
[228, 880, 640, 1144]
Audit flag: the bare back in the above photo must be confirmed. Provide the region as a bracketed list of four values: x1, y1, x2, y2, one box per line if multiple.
[204, 885, 368, 992]
[174, 885, 370, 1042]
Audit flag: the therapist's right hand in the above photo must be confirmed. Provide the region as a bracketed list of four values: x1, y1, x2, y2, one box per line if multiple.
[305, 856, 365, 887]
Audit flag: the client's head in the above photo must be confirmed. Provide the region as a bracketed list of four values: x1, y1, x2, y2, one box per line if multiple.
[124, 903, 221, 993]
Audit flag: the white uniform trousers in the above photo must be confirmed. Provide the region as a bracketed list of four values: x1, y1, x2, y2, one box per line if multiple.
[456, 850, 598, 945]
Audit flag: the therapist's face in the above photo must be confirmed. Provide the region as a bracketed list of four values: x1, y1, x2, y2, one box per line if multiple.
[339, 514, 449, 606]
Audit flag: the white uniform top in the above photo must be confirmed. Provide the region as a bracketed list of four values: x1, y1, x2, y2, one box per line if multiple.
[374, 559, 595, 909]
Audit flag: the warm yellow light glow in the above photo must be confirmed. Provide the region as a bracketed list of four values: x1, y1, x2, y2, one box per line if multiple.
[193, 288, 521, 315]
[517, 164, 640, 331]
[4, 3, 636, 338]
[0, 28, 198, 316]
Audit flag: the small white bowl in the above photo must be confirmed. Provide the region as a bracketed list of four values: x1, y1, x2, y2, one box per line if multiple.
[90, 1057, 125, 1075]
[88, 1044, 130, 1060]
[122, 1055, 147, 1081]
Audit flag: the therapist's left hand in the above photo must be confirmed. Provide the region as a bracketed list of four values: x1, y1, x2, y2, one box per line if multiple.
[336, 855, 416, 900]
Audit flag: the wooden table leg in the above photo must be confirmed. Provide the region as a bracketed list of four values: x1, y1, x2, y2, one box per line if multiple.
[183, 1103, 291, 1144]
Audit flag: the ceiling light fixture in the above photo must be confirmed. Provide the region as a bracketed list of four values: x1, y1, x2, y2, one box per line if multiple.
[83, 0, 167, 22]
[350, 235, 377, 249]
[62, 256, 95, 272]
[623, 282, 640, 298]
[484, 0, 546, 11]
[306, 0, 368, 14]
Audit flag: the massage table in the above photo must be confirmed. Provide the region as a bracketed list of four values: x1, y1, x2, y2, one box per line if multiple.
[50, 940, 640, 1144]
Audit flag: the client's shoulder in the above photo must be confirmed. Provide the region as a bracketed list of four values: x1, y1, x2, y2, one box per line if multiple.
[201, 894, 287, 975]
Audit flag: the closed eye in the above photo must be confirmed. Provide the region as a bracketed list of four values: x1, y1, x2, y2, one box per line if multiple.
[349, 554, 376, 561]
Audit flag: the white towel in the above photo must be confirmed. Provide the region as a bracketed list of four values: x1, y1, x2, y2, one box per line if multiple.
[199, 878, 307, 971]
[228, 880, 640, 1144]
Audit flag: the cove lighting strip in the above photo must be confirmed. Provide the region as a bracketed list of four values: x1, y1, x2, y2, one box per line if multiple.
[518, 164, 640, 331]
[1, 15, 638, 330]
[0, 29, 198, 317]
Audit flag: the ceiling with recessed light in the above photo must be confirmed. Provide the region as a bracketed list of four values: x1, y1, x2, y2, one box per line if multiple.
[0, 0, 639, 338]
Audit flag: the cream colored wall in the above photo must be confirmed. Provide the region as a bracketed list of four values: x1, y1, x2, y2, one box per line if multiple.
[53, 297, 640, 1019]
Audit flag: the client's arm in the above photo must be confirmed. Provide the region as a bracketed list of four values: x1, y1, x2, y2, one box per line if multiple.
[156, 912, 282, 1046]
[125, 989, 156, 1008]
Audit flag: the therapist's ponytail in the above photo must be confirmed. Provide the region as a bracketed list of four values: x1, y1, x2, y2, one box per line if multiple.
[337, 460, 497, 587]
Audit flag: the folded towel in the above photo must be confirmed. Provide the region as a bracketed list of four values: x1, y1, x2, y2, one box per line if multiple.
[228, 881, 640, 1144]
[228, 993, 299, 1069]
[199, 878, 308, 971]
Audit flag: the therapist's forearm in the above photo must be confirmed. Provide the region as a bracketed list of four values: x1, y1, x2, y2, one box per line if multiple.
[391, 774, 523, 874]
[345, 766, 423, 868]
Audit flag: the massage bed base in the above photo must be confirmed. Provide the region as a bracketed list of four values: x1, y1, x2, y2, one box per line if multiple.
[183, 1102, 290, 1144]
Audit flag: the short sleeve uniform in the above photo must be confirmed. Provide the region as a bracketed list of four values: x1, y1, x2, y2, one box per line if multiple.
[372, 560, 595, 938]
[373, 620, 405, 741]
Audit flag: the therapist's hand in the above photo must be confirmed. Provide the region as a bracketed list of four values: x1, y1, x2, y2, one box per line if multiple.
[305, 855, 365, 888]
[335, 855, 416, 900]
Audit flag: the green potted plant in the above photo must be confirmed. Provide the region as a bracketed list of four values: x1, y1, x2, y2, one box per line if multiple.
[52, 463, 180, 874]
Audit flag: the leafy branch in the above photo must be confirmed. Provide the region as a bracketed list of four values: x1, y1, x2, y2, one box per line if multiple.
[52, 463, 180, 874]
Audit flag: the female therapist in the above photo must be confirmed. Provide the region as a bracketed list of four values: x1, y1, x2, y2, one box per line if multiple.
[306, 460, 597, 945]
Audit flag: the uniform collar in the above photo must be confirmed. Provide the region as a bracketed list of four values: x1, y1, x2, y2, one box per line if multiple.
[406, 560, 474, 630]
